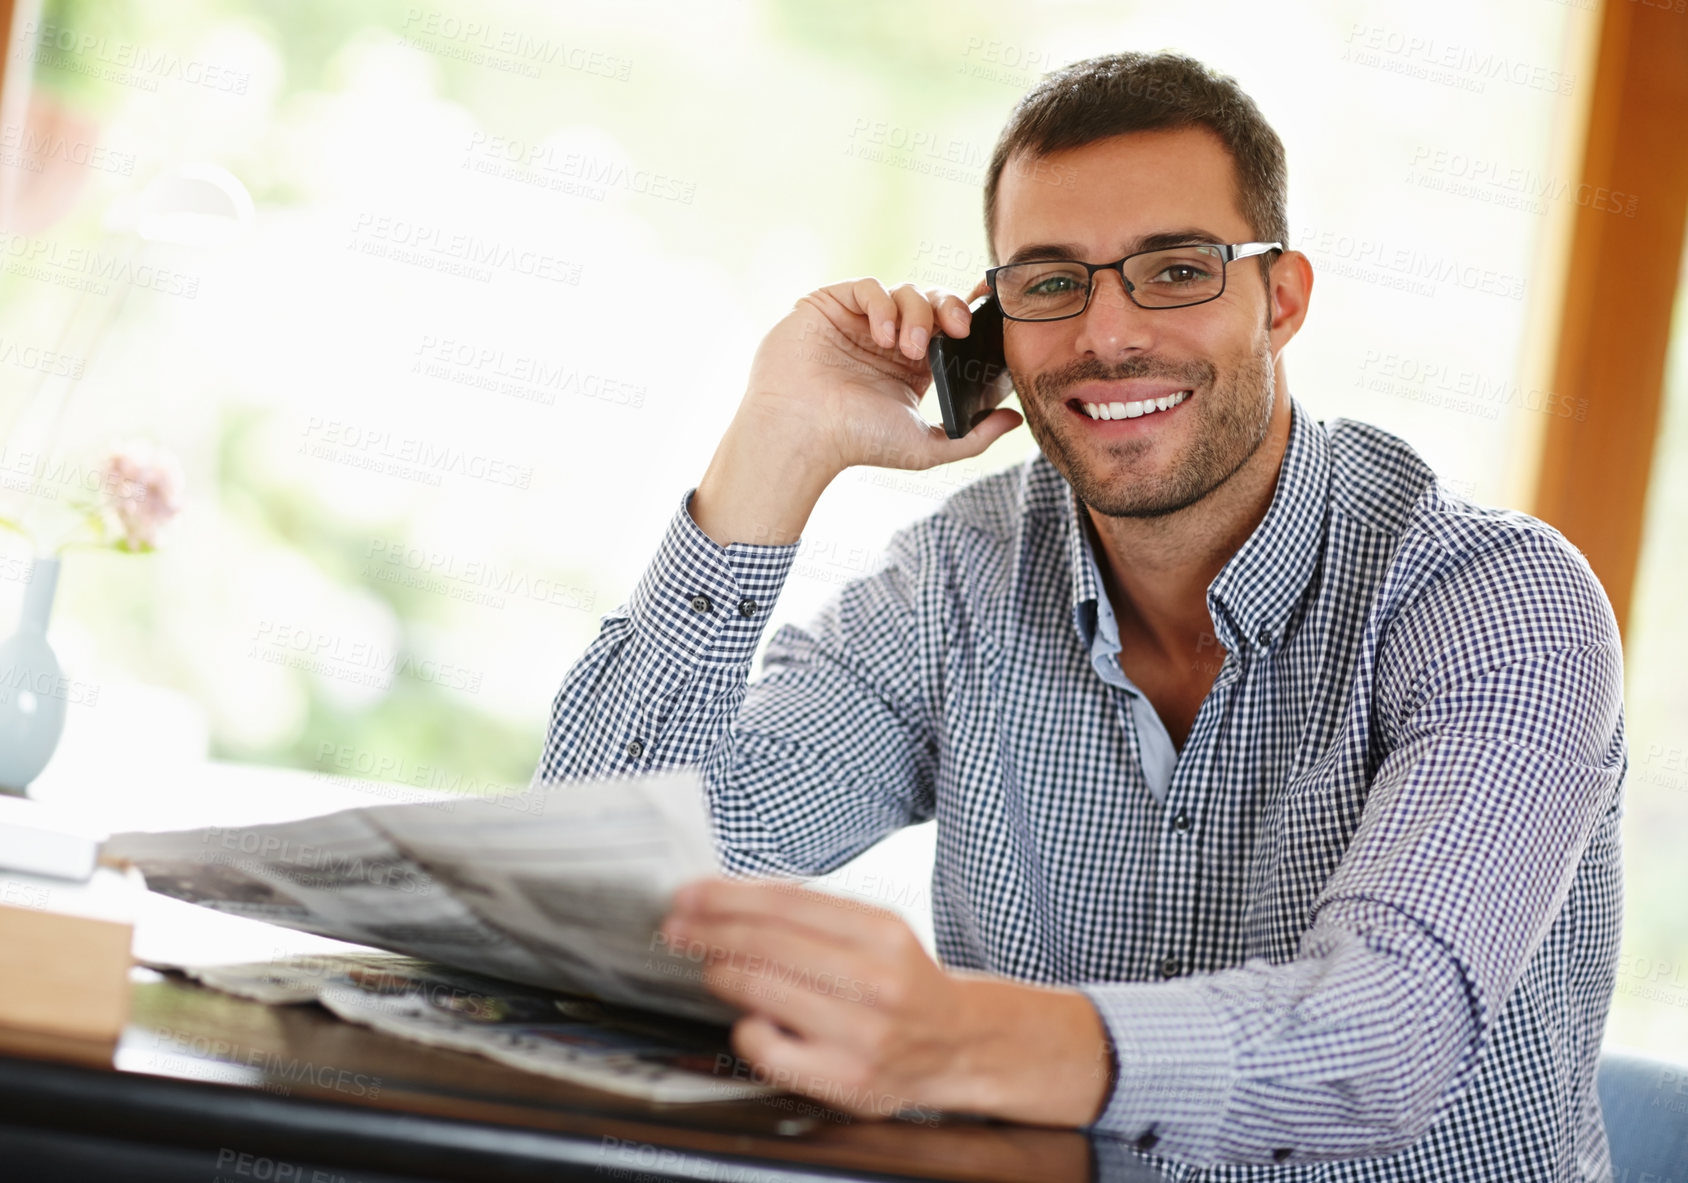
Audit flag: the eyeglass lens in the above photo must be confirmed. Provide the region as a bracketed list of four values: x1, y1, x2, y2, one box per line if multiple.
[995, 245, 1227, 319]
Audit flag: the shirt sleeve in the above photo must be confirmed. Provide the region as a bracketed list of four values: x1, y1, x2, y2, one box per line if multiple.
[533, 488, 939, 875]
[1076, 527, 1628, 1166]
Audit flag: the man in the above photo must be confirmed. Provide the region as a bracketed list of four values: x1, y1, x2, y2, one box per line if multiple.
[535, 51, 1625, 1178]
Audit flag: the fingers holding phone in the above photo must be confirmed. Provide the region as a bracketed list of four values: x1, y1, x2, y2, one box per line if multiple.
[691, 276, 1023, 548]
[741, 277, 1022, 477]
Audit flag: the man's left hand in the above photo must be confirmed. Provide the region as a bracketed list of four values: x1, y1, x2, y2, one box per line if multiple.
[658, 877, 1113, 1126]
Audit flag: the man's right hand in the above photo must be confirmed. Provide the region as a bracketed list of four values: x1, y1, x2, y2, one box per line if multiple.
[689, 278, 1024, 548]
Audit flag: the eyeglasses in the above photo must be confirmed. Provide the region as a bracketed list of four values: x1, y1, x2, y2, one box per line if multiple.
[985, 241, 1283, 321]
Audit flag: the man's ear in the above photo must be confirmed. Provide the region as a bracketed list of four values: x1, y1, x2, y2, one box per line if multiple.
[1267, 250, 1313, 349]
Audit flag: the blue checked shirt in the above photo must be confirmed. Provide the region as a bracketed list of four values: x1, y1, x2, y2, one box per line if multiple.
[535, 397, 1627, 1179]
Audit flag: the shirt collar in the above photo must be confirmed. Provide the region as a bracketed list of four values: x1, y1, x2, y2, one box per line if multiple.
[1039, 396, 1331, 658]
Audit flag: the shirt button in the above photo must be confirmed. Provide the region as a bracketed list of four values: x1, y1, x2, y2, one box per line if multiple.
[1273, 1148, 1293, 1164]
[688, 593, 713, 613]
[1134, 1129, 1158, 1152]
[1160, 956, 1180, 979]
[737, 598, 758, 617]
[626, 738, 645, 759]
[1257, 627, 1274, 646]
[1172, 809, 1191, 832]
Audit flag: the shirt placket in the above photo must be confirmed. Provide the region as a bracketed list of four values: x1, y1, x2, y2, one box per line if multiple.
[1104, 682, 1151, 798]
[1149, 647, 1242, 982]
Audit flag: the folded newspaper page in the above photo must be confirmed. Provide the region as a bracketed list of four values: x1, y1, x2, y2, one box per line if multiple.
[144, 951, 772, 1103]
[104, 768, 738, 1025]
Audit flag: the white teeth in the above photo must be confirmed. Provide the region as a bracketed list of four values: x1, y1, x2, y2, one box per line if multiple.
[1078, 389, 1192, 420]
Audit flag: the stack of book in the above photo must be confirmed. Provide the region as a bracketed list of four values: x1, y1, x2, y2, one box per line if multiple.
[0, 795, 133, 1049]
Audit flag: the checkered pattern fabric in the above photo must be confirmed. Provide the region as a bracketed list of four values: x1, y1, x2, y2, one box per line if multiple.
[535, 397, 1627, 1179]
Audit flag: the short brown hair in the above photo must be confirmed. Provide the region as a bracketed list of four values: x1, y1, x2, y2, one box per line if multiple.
[983, 52, 1288, 273]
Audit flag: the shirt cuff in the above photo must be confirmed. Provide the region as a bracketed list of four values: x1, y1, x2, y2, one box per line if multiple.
[1076, 977, 1237, 1160]
[624, 488, 801, 667]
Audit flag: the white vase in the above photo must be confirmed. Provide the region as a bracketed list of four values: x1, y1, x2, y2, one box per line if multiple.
[0, 556, 67, 796]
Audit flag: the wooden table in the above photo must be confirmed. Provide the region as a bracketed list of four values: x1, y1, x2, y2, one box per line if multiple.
[0, 965, 1182, 1182]
[2, 759, 1168, 1180]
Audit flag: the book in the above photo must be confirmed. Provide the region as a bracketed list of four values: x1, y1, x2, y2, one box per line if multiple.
[0, 864, 136, 1046]
[0, 793, 101, 881]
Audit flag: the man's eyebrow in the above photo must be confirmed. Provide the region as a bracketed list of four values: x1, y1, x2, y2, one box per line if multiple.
[1001, 228, 1230, 266]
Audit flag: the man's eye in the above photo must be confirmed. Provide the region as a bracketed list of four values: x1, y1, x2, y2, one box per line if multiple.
[1151, 265, 1210, 285]
[1025, 274, 1081, 295]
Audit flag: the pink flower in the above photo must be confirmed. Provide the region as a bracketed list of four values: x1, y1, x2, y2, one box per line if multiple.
[100, 441, 185, 550]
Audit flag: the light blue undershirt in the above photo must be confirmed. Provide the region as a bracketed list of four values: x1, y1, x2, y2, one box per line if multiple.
[1075, 524, 1179, 805]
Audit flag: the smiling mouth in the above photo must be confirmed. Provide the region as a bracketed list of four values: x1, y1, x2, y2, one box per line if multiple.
[1068, 389, 1193, 421]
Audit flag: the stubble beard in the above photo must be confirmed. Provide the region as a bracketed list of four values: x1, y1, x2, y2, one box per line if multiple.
[1016, 333, 1277, 519]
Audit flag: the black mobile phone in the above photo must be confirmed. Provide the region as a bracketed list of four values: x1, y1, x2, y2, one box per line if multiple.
[927, 294, 1012, 440]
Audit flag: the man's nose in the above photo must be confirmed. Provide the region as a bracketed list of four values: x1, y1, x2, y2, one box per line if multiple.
[1073, 267, 1156, 357]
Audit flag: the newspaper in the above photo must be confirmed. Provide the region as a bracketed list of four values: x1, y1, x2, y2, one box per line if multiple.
[103, 768, 737, 1026]
[145, 952, 771, 1103]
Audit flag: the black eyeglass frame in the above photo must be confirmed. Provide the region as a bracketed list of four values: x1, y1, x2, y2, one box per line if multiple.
[985, 240, 1284, 321]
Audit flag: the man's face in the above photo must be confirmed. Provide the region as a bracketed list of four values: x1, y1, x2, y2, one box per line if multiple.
[991, 126, 1284, 519]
